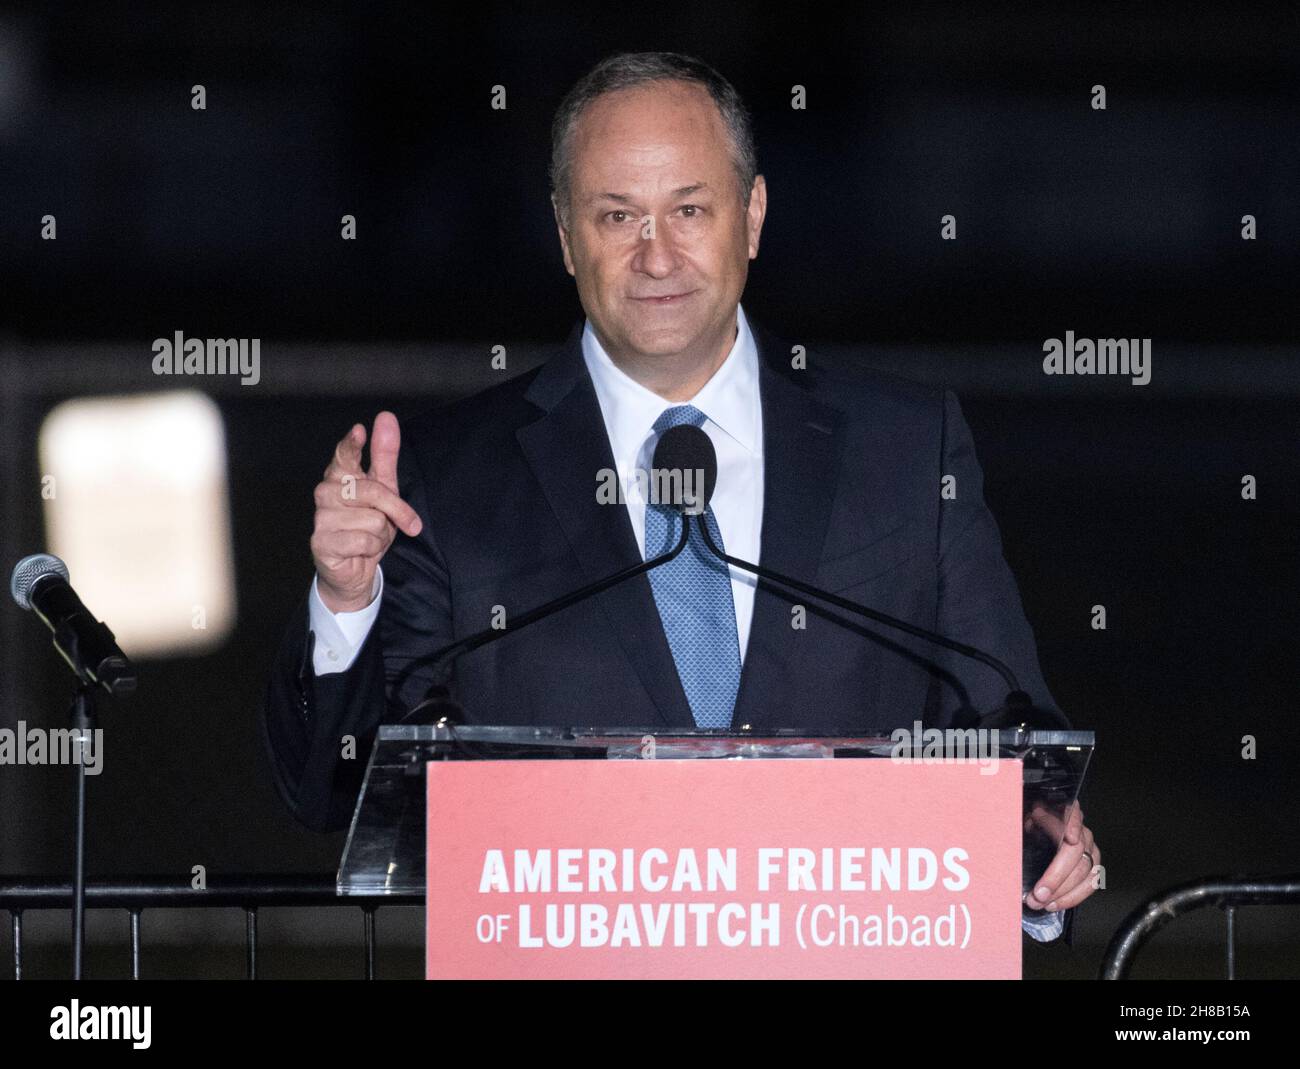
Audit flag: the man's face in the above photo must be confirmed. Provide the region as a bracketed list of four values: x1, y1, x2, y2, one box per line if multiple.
[554, 80, 766, 366]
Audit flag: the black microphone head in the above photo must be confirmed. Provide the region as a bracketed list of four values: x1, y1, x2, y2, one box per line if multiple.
[10, 553, 69, 611]
[651, 424, 717, 514]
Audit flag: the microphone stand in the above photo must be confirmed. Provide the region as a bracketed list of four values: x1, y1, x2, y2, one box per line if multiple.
[70, 683, 95, 980]
[13, 560, 138, 978]
[52, 620, 111, 981]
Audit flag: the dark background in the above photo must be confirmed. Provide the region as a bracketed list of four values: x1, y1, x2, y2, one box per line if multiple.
[1, 2, 1297, 979]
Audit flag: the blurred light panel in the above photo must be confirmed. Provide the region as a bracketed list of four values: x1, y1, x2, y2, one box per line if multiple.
[38, 390, 237, 657]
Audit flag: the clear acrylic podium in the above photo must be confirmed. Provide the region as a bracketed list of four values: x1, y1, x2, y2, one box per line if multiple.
[337, 724, 1094, 901]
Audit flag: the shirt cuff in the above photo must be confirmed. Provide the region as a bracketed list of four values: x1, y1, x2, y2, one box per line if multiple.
[1021, 907, 1066, 942]
[308, 568, 383, 675]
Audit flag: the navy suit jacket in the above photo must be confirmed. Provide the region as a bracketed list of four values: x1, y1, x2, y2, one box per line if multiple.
[263, 314, 1064, 837]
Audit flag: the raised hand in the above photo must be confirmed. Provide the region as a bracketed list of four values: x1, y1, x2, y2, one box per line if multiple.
[310, 411, 422, 613]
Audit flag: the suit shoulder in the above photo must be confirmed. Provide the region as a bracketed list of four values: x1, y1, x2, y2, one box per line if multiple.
[751, 317, 948, 427]
[803, 360, 944, 420]
[397, 353, 552, 460]
[782, 353, 950, 439]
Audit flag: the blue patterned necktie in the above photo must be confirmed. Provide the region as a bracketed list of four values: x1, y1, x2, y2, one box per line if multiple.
[642, 405, 742, 728]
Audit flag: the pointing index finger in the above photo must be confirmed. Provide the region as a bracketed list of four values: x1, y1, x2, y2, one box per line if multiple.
[329, 423, 366, 476]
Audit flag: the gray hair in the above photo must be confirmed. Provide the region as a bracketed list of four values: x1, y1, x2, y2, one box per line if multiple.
[549, 51, 758, 229]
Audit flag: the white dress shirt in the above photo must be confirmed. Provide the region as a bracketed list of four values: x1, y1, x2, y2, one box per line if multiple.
[581, 303, 764, 661]
[302, 301, 1062, 944]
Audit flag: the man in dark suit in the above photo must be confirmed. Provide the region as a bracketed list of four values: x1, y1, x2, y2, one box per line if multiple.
[262, 51, 1099, 941]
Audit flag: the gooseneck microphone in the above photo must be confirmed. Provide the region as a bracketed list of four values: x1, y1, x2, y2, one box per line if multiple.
[397, 425, 707, 722]
[10, 553, 136, 696]
[665, 424, 1046, 720]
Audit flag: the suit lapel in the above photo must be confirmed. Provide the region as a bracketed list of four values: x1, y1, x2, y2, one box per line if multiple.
[731, 319, 842, 728]
[515, 315, 842, 731]
[516, 322, 691, 727]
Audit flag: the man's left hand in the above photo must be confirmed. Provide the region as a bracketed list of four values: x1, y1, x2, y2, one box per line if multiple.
[1025, 800, 1100, 912]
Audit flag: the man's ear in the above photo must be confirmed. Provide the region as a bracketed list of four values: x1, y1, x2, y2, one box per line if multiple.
[552, 194, 576, 277]
[746, 174, 767, 261]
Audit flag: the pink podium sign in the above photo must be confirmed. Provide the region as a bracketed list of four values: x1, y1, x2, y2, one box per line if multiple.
[426, 757, 1022, 979]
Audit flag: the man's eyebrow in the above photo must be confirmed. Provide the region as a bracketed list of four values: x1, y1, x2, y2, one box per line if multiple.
[589, 183, 712, 204]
